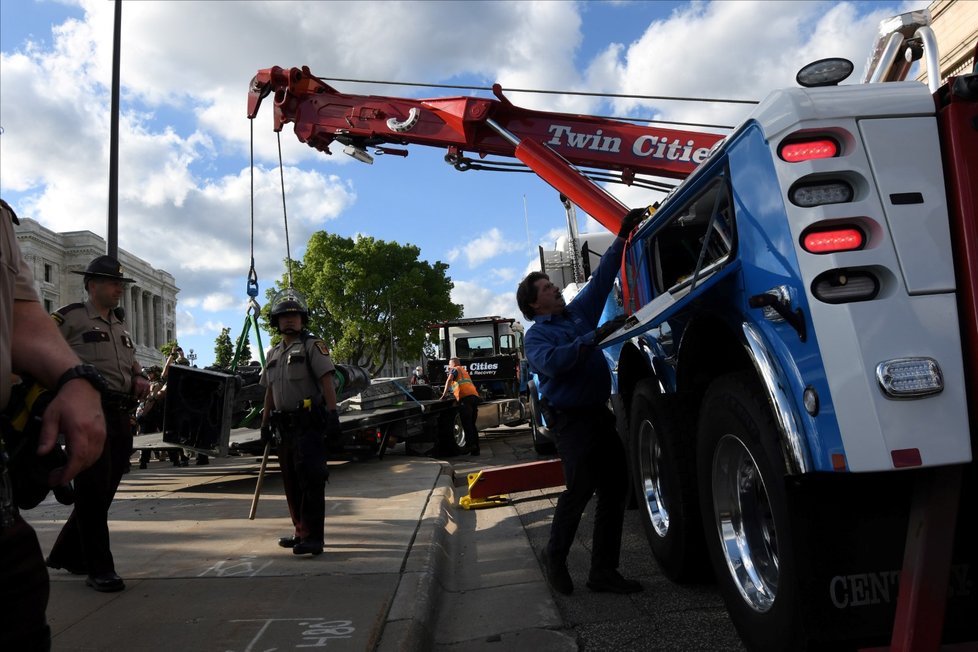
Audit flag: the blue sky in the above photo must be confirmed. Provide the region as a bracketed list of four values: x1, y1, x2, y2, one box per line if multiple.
[0, 0, 924, 368]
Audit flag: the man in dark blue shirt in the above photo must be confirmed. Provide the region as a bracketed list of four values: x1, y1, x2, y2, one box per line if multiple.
[517, 207, 646, 596]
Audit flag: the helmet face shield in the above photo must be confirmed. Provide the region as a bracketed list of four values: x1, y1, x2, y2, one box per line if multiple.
[270, 289, 309, 329]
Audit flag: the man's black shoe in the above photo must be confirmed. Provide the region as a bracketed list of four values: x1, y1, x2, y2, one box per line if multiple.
[278, 536, 299, 549]
[46, 556, 86, 575]
[586, 569, 643, 594]
[195, 455, 209, 465]
[292, 540, 324, 556]
[85, 572, 125, 593]
[542, 550, 573, 595]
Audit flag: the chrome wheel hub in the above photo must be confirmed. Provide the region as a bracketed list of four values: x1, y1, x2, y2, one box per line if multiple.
[711, 433, 779, 612]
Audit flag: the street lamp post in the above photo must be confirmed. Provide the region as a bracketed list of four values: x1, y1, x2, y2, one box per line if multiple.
[188, 349, 197, 367]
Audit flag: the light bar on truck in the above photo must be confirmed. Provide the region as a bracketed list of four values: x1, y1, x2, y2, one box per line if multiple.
[876, 357, 944, 398]
[779, 139, 838, 162]
[802, 227, 865, 254]
[790, 181, 854, 207]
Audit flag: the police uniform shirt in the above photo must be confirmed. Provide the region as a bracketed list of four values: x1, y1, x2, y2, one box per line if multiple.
[1, 204, 40, 410]
[52, 300, 136, 395]
[260, 335, 335, 412]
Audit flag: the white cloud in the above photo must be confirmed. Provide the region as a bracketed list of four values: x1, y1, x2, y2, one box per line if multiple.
[451, 280, 519, 320]
[585, 1, 928, 128]
[202, 293, 236, 312]
[3, 0, 924, 365]
[488, 267, 518, 284]
[447, 227, 523, 268]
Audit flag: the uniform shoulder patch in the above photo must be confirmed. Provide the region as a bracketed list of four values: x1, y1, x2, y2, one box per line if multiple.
[314, 340, 331, 356]
[1, 198, 19, 225]
[52, 303, 84, 324]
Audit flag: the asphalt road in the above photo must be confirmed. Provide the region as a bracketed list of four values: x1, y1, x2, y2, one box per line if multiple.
[448, 426, 746, 651]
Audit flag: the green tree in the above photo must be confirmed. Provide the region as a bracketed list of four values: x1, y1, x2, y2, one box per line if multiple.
[214, 328, 234, 368]
[237, 333, 252, 364]
[265, 232, 461, 376]
[161, 340, 180, 361]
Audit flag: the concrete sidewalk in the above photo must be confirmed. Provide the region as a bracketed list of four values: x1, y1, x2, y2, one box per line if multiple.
[25, 431, 573, 651]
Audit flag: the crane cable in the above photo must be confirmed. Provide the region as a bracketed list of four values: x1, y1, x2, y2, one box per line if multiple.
[232, 121, 267, 375]
[247, 120, 259, 306]
[276, 132, 295, 290]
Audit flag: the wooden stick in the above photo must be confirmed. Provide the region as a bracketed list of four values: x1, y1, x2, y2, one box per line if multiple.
[248, 440, 272, 520]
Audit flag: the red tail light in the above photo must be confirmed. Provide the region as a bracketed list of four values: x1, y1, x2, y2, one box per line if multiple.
[780, 139, 838, 162]
[802, 227, 864, 253]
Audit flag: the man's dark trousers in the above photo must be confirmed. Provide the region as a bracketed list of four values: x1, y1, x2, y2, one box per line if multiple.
[458, 395, 480, 450]
[47, 407, 132, 574]
[545, 404, 629, 571]
[278, 424, 327, 543]
[0, 516, 51, 650]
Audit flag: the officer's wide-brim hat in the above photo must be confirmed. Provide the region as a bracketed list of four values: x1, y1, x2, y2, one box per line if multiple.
[72, 255, 135, 282]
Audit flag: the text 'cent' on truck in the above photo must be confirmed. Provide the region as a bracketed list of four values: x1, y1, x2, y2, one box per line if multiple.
[247, 8, 977, 650]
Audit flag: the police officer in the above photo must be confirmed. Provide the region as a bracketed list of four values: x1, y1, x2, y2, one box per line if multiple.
[438, 357, 481, 455]
[1, 198, 106, 649]
[516, 207, 646, 596]
[259, 290, 340, 556]
[45, 255, 150, 592]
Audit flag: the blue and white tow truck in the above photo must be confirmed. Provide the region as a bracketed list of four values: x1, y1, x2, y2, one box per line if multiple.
[249, 10, 977, 647]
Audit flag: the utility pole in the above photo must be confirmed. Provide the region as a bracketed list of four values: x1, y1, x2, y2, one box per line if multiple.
[107, 0, 121, 258]
[388, 295, 396, 377]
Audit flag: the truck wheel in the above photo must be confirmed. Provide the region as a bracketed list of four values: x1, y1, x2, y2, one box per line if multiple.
[528, 381, 555, 455]
[452, 412, 467, 450]
[630, 379, 707, 581]
[697, 372, 802, 651]
[436, 409, 464, 456]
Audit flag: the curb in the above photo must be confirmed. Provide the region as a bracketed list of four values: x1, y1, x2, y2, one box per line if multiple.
[376, 464, 456, 651]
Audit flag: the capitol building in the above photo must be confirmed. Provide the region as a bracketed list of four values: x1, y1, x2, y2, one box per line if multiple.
[14, 217, 179, 369]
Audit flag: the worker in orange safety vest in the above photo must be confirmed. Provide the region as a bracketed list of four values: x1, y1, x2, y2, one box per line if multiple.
[438, 357, 481, 455]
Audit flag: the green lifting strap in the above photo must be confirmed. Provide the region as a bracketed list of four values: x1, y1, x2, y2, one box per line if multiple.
[230, 296, 266, 428]
[231, 296, 265, 372]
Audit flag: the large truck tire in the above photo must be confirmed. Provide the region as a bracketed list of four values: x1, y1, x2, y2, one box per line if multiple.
[436, 409, 464, 456]
[697, 371, 805, 651]
[629, 379, 708, 582]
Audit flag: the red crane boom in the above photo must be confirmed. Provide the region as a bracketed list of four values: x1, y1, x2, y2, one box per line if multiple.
[247, 66, 725, 233]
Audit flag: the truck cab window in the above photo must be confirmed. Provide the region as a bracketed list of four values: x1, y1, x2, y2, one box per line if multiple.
[650, 178, 735, 295]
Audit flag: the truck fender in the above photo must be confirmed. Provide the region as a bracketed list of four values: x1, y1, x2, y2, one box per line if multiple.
[741, 321, 813, 475]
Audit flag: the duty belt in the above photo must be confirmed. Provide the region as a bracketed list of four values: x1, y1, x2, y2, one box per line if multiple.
[271, 409, 319, 431]
[102, 391, 138, 413]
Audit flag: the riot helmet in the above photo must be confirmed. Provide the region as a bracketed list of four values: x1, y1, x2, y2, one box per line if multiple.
[269, 288, 309, 331]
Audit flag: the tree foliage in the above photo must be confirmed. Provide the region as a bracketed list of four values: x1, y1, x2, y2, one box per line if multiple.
[214, 328, 254, 369]
[237, 333, 252, 364]
[160, 340, 180, 360]
[214, 328, 234, 368]
[264, 232, 461, 376]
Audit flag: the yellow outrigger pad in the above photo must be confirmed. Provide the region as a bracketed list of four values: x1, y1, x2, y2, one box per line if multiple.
[458, 460, 565, 510]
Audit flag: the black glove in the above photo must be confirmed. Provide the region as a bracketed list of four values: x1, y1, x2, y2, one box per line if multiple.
[324, 409, 341, 444]
[594, 315, 628, 343]
[618, 207, 648, 239]
[260, 423, 274, 444]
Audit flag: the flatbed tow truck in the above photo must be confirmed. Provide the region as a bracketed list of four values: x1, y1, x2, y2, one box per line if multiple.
[134, 364, 458, 462]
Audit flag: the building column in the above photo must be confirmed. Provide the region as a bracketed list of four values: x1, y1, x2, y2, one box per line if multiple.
[152, 295, 162, 350]
[142, 291, 150, 348]
[130, 286, 140, 343]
